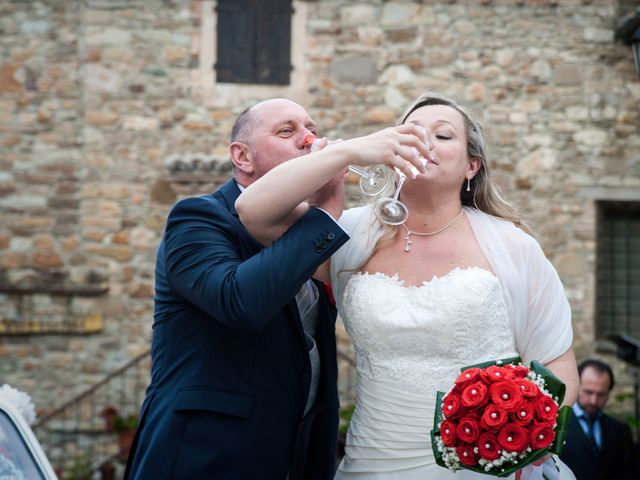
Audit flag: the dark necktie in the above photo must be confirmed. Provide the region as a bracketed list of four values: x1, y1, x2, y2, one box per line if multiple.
[583, 414, 600, 453]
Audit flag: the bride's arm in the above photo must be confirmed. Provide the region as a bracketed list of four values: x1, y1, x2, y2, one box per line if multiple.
[236, 124, 429, 246]
[544, 347, 579, 406]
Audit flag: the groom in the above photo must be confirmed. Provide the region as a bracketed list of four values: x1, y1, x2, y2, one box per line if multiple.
[124, 99, 349, 479]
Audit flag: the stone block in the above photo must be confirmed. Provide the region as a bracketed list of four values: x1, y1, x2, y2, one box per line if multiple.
[0, 134, 21, 147]
[379, 64, 415, 86]
[48, 197, 81, 209]
[31, 251, 64, 269]
[0, 194, 47, 210]
[330, 56, 377, 84]
[385, 27, 418, 44]
[357, 26, 383, 46]
[85, 244, 134, 262]
[86, 27, 132, 46]
[33, 234, 55, 250]
[0, 63, 22, 93]
[554, 252, 584, 278]
[365, 107, 396, 124]
[0, 252, 28, 269]
[150, 179, 177, 205]
[464, 82, 486, 102]
[85, 111, 118, 126]
[85, 64, 123, 94]
[111, 230, 130, 245]
[583, 28, 613, 43]
[182, 119, 213, 131]
[340, 5, 376, 26]
[129, 282, 153, 299]
[61, 236, 80, 252]
[553, 64, 582, 85]
[122, 115, 160, 131]
[380, 3, 421, 26]
[572, 128, 607, 149]
[164, 45, 187, 65]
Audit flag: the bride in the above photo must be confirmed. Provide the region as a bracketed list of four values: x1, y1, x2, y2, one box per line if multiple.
[236, 92, 578, 479]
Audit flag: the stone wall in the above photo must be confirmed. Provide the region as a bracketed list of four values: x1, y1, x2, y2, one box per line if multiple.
[0, 0, 638, 414]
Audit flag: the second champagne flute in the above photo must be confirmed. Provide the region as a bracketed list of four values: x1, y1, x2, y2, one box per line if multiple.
[304, 135, 393, 197]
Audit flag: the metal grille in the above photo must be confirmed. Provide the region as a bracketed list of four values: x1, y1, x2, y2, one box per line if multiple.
[596, 201, 640, 340]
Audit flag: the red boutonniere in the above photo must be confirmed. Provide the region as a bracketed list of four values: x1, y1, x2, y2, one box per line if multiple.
[322, 282, 335, 306]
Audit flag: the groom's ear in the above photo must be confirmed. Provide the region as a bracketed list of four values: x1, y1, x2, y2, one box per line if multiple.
[230, 142, 255, 175]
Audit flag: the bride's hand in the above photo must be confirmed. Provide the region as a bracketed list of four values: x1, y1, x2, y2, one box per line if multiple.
[335, 124, 431, 179]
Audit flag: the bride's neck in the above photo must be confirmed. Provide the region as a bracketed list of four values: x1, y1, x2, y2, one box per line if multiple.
[400, 196, 463, 230]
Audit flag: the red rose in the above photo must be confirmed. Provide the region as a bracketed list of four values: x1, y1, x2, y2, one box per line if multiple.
[456, 414, 481, 443]
[490, 380, 523, 412]
[456, 444, 478, 467]
[477, 432, 501, 461]
[535, 395, 558, 422]
[530, 422, 556, 450]
[480, 404, 508, 431]
[461, 381, 489, 408]
[511, 400, 535, 426]
[442, 393, 466, 420]
[455, 368, 482, 386]
[440, 419, 457, 447]
[497, 424, 530, 452]
[505, 364, 530, 378]
[482, 365, 515, 383]
[514, 378, 541, 399]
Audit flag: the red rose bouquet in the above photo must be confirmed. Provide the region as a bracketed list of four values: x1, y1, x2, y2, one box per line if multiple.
[431, 357, 572, 477]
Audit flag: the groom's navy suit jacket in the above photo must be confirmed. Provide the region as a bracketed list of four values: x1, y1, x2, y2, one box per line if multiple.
[124, 180, 349, 480]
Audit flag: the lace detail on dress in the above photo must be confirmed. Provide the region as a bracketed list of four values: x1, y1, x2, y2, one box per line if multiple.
[341, 267, 516, 395]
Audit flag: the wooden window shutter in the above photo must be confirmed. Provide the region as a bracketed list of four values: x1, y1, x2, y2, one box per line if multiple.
[596, 201, 640, 340]
[215, 0, 293, 85]
[216, 0, 254, 83]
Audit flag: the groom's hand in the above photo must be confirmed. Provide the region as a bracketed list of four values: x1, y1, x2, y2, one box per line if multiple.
[308, 168, 347, 220]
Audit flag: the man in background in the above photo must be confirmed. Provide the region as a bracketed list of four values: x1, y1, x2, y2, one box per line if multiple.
[560, 358, 634, 480]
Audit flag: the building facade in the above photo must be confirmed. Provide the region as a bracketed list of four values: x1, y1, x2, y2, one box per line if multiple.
[1, 0, 639, 419]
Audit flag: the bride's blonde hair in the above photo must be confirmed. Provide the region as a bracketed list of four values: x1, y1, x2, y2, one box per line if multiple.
[400, 92, 528, 230]
[359, 93, 531, 269]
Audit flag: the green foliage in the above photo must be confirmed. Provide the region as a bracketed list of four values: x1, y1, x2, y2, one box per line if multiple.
[112, 414, 138, 432]
[339, 404, 355, 436]
[63, 455, 91, 480]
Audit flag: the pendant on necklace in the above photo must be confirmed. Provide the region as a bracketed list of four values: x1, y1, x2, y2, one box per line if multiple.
[404, 232, 412, 252]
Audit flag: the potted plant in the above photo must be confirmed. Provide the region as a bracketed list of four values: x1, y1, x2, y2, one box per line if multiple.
[100, 406, 138, 462]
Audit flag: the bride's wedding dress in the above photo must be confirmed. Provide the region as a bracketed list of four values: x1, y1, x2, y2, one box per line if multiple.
[335, 267, 519, 479]
[330, 205, 576, 480]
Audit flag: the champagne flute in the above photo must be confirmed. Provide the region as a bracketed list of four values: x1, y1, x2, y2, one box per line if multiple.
[348, 164, 393, 196]
[373, 174, 409, 225]
[373, 132, 435, 225]
[304, 135, 393, 197]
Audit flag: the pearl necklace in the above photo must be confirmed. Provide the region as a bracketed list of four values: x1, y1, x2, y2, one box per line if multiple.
[400, 210, 464, 252]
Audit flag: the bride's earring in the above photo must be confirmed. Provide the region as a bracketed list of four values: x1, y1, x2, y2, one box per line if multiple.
[466, 177, 471, 192]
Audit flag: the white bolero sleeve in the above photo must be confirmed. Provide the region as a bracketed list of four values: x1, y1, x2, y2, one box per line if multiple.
[330, 205, 382, 317]
[465, 207, 573, 365]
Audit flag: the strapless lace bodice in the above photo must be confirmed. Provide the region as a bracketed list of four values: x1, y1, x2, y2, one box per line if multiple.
[342, 267, 516, 395]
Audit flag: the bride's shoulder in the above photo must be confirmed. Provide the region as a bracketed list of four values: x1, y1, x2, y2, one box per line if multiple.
[338, 204, 376, 233]
[466, 207, 539, 250]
